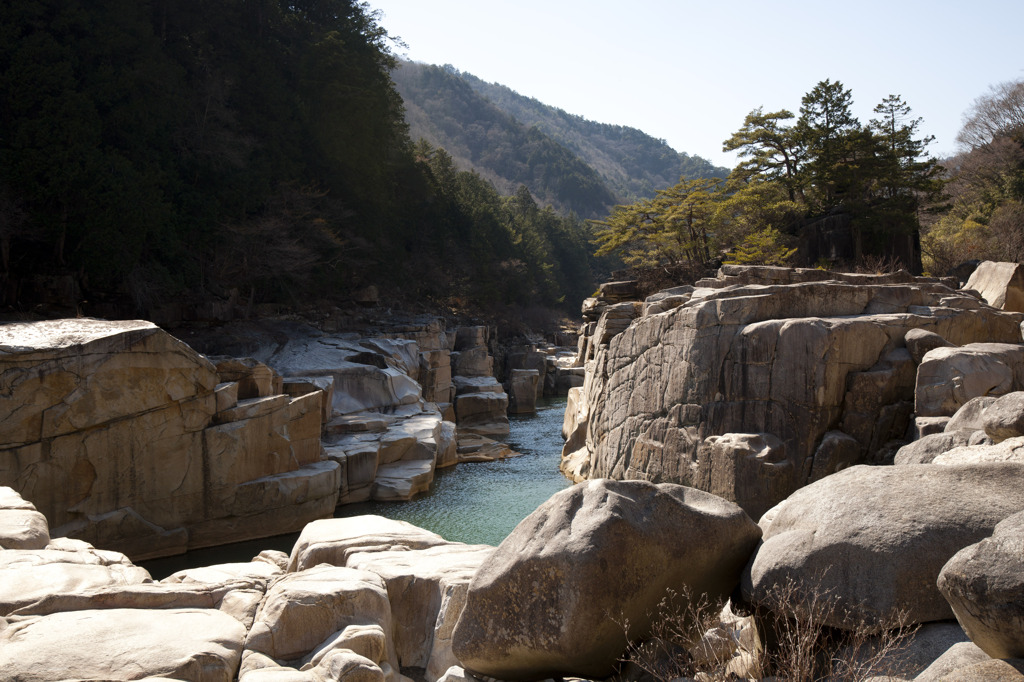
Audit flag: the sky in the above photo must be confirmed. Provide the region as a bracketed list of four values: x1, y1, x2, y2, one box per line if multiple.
[367, 0, 1023, 170]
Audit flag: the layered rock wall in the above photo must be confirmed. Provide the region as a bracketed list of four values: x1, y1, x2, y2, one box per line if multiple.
[0, 319, 338, 560]
[568, 266, 1024, 519]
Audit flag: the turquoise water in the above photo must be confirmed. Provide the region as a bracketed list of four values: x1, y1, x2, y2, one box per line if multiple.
[141, 398, 570, 577]
[339, 397, 572, 545]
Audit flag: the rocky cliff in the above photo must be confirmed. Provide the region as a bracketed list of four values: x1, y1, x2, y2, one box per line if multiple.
[564, 265, 1024, 519]
[0, 319, 339, 560]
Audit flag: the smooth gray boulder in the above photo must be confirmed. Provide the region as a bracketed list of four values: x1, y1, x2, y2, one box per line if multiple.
[913, 640, 993, 682]
[938, 509, 1024, 659]
[894, 431, 973, 465]
[451, 479, 761, 680]
[984, 391, 1024, 443]
[945, 395, 999, 433]
[0, 607, 246, 682]
[905, 328, 955, 364]
[915, 343, 1024, 418]
[743, 463, 1024, 631]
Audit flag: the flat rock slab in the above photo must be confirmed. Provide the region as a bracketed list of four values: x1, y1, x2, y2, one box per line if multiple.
[289, 516, 448, 572]
[0, 607, 246, 682]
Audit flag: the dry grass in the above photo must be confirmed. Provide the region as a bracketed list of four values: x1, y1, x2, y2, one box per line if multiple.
[618, 579, 920, 682]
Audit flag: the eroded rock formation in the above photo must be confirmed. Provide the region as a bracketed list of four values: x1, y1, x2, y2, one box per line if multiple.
[565, 265, 1024, 519]
[0, 319, 338, 559]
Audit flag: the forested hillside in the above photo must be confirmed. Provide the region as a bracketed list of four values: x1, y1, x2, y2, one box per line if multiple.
[0, 0, 600, 321]
[392, 61, 729, 217]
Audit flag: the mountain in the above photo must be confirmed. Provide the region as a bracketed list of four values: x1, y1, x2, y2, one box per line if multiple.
[392, 61, 730, 219]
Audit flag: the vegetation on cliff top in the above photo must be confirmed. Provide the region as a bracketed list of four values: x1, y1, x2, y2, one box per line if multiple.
[594, 80, 945, 274]
[593, 77, 1024, 278]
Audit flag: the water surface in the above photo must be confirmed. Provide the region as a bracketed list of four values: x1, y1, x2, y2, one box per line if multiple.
[142, 397, 569, 577]
[339, 397, 571, 545]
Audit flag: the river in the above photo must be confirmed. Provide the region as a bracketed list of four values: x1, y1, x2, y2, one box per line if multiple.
[141, 397, 570, 578]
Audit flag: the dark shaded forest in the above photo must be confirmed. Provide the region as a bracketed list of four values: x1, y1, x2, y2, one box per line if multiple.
[0, 0, 603, 321]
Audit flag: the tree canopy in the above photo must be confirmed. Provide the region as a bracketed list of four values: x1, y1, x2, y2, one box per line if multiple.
[595, 80, 942, 274]
[0, 0, 603, 318]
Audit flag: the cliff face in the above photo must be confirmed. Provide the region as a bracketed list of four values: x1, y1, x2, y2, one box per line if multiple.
[0, 319, 338, 559]
[567, 266, 1024, 519]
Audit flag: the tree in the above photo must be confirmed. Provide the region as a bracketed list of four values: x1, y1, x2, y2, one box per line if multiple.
[956, 79, 1024, 150]
[869, 95, 942, 202]
[593, 177, 724, 268]
[723, 108, 804, 202]
[795, 79, 864, 207]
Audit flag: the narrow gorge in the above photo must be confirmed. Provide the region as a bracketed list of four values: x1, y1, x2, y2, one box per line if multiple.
[4, 262, 1024, 680]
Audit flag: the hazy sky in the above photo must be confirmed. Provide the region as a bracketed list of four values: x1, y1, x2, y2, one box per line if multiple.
[367, 0, 1023, 170]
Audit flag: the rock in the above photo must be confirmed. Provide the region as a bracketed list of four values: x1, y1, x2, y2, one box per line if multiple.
[643, 286, 695, 317]
[163, 560, 283, 585]
[507, 369, 539, 415]
[451, 479, 761, 680]
[245, 564, 396, 666]
[915, 416, 953, 438]
[0, 607, 246, 681]
[288, 516, 448, 573]
[906, 328, 955, 364]
[894, 431, 973, 464]
[807, 430, 862, 482]
[985, 391, 1024, 442]
[0, 559, 151, 616]
[938, 509, 1024, 659]
[837, 622, 971, 681]
[0, 319, 336, 560]
[0, 498, 49, 550]
[598, 280, 639, 303]
[576, 270, 1023, 515]
[931, 659, 1024, 680]
[945, 395, 999, 434]
[915, 343, 1024, 418]
[455, 434, 518, 463]
[933, 436, 1024, 465]
[743, 463, 1024, 631]
[964, 260, 1024, 312]
[695, 433, 792, 520]
[453, 392, 509, 438]
[346, 543, 495, 681]
[913, 641, 993, 682]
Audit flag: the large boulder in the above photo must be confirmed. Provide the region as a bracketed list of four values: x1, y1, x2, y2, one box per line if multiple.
[346, 543, 495, 681]
[743, 463, 1024, 631]
[288, 516, 448, 573]
[0, 607, 247, 681]
[915, 343, 1024, 418]
[451, 479, 761, 680]
[965, 260, 1024, 312]
[244, 564, 396, 668]
[938, 509, 1024, 659]
[985, 391, 1024, 442]
[573, 269, 1022, 515]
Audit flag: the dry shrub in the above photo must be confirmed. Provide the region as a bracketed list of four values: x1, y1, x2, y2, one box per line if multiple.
[618, 578, 919, 682]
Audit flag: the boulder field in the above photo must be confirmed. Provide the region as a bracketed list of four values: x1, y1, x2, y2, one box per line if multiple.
[4, 263, 1024, 680]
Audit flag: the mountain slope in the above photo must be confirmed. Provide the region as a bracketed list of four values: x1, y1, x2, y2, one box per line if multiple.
[392, 61, 730, 217]
[393, 61, 618, 218]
